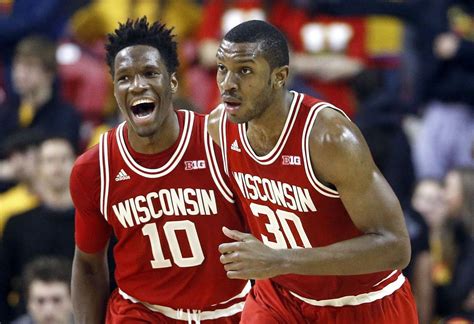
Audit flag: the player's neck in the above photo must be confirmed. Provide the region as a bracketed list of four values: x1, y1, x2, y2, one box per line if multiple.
[246, 91, 293, 156]
[127, 111, 180, 154]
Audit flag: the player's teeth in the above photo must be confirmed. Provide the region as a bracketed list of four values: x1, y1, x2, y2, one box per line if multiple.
[132, 99, 154, 106]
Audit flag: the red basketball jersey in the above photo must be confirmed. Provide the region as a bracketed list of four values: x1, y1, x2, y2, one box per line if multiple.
[70, 110, 249, 312]
[220, 91, 405, 306]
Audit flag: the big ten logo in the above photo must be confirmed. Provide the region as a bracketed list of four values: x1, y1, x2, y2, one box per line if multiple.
[184, 160, 206, 170]
[282, 155, 301, 166]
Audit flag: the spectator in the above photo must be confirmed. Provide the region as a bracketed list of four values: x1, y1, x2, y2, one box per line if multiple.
[411, 170, 473, 321]
[11, 257, 73, 324]
[0, 0, 88, 100]
[437, 167, 474, 321]
[0, 137, 76, 321]
[0, 35, 82, 150]
[412, 1, 474, 180]
[309, 0, 474, 179]
[412, 181, 448, 278]
[0, 129, 45, 233]
[403, 206, 433, 324]
[408, 179, 446, 323]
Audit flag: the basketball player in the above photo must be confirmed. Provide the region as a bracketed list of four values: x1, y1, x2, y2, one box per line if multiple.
[207, 20, 419, 323]
[70, 17, 249, 323]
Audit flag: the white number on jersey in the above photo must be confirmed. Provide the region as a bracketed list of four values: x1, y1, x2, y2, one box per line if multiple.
[142, 221, 205, 268]
[250, 203, 311, 249]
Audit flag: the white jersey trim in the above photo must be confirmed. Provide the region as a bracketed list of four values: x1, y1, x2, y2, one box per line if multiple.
[239, 91, 303, 165]
[99, 132, 110, 220]
[211, 281, 251, 306]
[115, 110, 193, 178]
[218, 105, 229, 176]
[373, 270, 398, 287]
[204, 115, 234, 204]
[302, 101, 352, 198]
[118, 281, 250, 322]
[289, 273, 406, 307]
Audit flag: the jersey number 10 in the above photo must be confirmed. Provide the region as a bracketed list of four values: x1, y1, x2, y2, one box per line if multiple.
[142, 220, 204, 268]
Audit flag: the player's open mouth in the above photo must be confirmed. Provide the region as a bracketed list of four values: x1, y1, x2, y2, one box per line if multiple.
[223, 98, 241, 112]
[130, 98, 157, 119]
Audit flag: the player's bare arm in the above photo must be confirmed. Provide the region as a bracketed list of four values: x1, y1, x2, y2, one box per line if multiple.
[72, 245, 110, 324]
[294, 108, 411, 274]
[219, 108, 411, 280]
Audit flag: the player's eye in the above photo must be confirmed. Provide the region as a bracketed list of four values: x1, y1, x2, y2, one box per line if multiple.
[217, 64, 226, 72]
[145, 71, 159, 77]
[241, 67, 252, 75]
[117, 75, 129, 82]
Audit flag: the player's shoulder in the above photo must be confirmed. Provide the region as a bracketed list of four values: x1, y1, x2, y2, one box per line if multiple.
[308, 104, 367, 176]
[207, 104, 224, 125]
[74, 144, 100, 168]
[177, 106, 224, 145]
[70, 144, 102, 199]
[294, 92, 350, 135]
[207, 104, 225, 145]
[71, 144, 101, 182]
[176, 108, 207, 129]
[298, 91, 326, 109]
[293, 92, 350, 132]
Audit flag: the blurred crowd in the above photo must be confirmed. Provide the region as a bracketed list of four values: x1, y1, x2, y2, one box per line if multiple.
[0, 0, 472, 323]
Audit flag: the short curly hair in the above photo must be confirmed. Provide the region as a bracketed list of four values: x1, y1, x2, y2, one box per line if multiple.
[105, 16, 179, 76]
[224, 20, 289, 70]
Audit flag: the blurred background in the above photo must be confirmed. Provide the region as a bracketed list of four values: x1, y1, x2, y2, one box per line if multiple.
[0, 0, 472, 323]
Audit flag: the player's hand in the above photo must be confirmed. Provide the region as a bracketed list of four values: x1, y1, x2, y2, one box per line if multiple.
[218, 227, 285, 280]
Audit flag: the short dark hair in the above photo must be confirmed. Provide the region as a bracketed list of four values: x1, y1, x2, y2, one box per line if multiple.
[0, 128, 47, 157]
[223, 20, 289, 69]
[22, 257, 72, 300]
[105, 16, 179, 76]
[15, 35, 57, 73]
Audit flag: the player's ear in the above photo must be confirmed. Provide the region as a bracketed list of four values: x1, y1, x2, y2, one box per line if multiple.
[170, 72, 178, 94]
[273, 65, 289, 89]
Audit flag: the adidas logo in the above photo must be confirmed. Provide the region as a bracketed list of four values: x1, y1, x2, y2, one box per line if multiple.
[230, 140, 241, 152]
[115, 169, 130, 181]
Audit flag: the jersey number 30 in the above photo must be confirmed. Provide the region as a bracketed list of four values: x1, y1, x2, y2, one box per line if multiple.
[250, 203, 311, 249]
[142, 220, 204, 268]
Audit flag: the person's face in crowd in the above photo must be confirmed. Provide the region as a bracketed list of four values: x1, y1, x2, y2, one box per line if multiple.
[12, 56, 53, 97]
[412, 179, 447, 227]
[27, 280, 72, 324]
[216, 40, 277, 124]
[38, 139, 75, 192]
[9, 147, 39, 183]
[444, 170, 463, 217]
[113, 45, 177, 138]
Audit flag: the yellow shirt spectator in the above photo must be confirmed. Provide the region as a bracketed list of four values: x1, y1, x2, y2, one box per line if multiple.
[0, 184, 39, 235]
